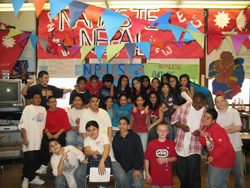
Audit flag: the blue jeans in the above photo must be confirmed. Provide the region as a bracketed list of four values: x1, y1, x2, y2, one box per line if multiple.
[54, 163, 87, 188]
[66, 130, 84, 147]
[112, 161, 127, 188]
[231, 151, 246, 188]
[151, 186, 172, 188]
[207, 164, 231, 188]
[124, 169, 144, 188]
[137, 133, 148, 152]
[166, 117, 176, 141]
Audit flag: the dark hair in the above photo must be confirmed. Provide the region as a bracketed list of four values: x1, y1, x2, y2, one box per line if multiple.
[206, 109, 218, 120]
[117, 75, 131, 96]
[161, 73, 171, 85]
[134, 94, 145, 107]
[47, 96, 56, 102]
[161, 83, 173, 94]
[72, 94, 84, 103]
[102, 74, 114, 83]
[148, 91, 161, 111]
[38, 71, 49, 78]
[131, 77, 146, 104]
[118, 117, 130, 124]
[90, 75, 99, 81]
[180, 74, 190, 88]
[169, 75, 179, 90]
[89, 95, 99, 103]
[32, 93, 41, 98]
[77, 76, 87, 84]
[48, 138, 59, 149]
[193, 92, 206, 101]
[118, 94, 128, 106]
[151, 77, 161, 91]
[86, 120, 99, 130]
[140, 75, 151, 90]
[103, 96, 113, 110]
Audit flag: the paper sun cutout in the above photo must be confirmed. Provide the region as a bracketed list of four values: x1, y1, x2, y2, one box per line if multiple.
[2, 35, 16, 48]
[236, 10, 247, 32]
[213, 11, 231, 29]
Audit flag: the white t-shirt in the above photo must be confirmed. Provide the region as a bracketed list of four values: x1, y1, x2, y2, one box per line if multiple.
[216, 108, 243, 152]
[18, 104, 46, 152]
[79, 108, 112, 134]
[68, 108, 86, 127]
[84, 133, 115, 161]
[51, 146, 85, 188]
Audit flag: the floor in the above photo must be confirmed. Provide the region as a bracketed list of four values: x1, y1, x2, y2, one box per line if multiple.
[0, 154, 250, 188]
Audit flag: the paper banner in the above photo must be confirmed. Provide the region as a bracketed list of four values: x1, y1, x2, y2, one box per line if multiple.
[207, 37, 215, 54]
[81, 45, 95, 62]
[225, 36, 235, 53]
[50, 0, 73, 20]
[172, 41, 183, 49]
[151, 10, 172, 27]
[11, 0, 25, 16]
[106, 43, 125, 62]
[207, 34, 224, 49]
[102, 9, 128, 41]
[183, 22, 201, 41]
[69, 1, 89, 29]
[6, 29, 23, 39]
[155, 23, 169, 31]
[30, 34, 38, 49]
[50, 41, 59, 55]
[85, 5, 106, 22]
[18, 32, 31, 43]
[136, 42, 151, 59]
[34, 0, 46, 17]
[243, 39, 250, 49]
[230, 34, 249, 54]
[131, 19, 146, 37]
[71, 45, 81, 57]
[64, 32, 72, 46]
[125, 43, 136, 63]
[167, 24, 184, 42]
[39, 37, 48, 53]
[188, 30, 205, 48]
[95, 45, 107, 62]
[151, 41, 165, 49]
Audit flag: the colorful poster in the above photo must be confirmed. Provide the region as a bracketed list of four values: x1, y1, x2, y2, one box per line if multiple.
[37, 8, 204, 59]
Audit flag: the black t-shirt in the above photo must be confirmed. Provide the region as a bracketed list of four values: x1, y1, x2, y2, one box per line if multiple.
[25, 84, 63, 109]
[69, 89, 91, 105]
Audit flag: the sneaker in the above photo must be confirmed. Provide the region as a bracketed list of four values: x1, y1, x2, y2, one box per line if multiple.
[35, 165, 48, 174]
[30, 176, 45, 185]
[22, 177, 29, 188]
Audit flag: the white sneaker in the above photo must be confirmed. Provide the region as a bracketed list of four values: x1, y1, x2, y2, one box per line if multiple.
[22, 177, 29, 188]
[30, 176, 45, 185]
[35, 165, 48, 174]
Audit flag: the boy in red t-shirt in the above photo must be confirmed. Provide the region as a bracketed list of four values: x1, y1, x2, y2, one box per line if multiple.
[85, 75, 104, 98]
[145, 123, 177, 188]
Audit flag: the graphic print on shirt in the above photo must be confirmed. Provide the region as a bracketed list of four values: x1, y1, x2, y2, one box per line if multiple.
[205, 133, 214, 151]
[32, 112, 44, 122]
[41, 88, 53, 98]
[156, 147, 169, 158]
[63, 158, 75, 172]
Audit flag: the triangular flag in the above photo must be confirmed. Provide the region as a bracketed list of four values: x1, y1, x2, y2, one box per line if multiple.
[102, 9, 127, 41]
[64, 32, 72, 46]
[69, 1, 89, 29]
[155, 23, 170, 31]
[39, 37, 49, 53]
[151, 41, 165, 49]
[30, 34, 38, 49]
[34, 0, 46, 17]
[71, 45, 81, 57]
[6, 29, 23, 39]
[167, 24, 184, 42]
[151, 10, 172, 27]
[18, 32, 31, 43]
[84, 5, 106, 22]
[95, 45, 107, 62]
[11, 0, 25, 16]
[131, 19, 146, 37]
[207, 34, 224, 49]
[172, 41, 183, 49]
[106, 43, 125, 62]
[81, 45, 95, 62]
[225, 36, 235, 53]
[207, 37, 215, 54]
[230, 34, 249, 54]
[187, 30, 205, 48]
[50, 0, 73, 20]
[183, 22, 201, 42]
[50, 41, 59, 55]
[243, 39, 250, 49]
[135, 42, 151, 59]
[125, 43, 136, 63]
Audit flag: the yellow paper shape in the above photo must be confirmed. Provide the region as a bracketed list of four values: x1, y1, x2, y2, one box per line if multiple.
[106, 43, 125, 62]
[187, 30, 204, 49]
[6, 29, 23, 39]
[225, 36, 235, 53]
[81, 45, 95, 63]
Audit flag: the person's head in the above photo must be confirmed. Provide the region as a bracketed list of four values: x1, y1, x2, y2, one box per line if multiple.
[89, 96, 99, 111]
[86, 120, 99, 140]
[31, 93, 41, 106]
[135, 94, 145, 107]
[72, 95, 84, 109]
[161, 83, 172, 95]
[192, 92, 206, 111]
[203, 109, 218, 127]
[151, 78, 161, 91]
[118, 75, 129, 88]
[104, 96, 114, 109]
[102, 74, 114, 88]
[90, 75, 99, 88]
[161, 73, 171, 85]
[156, 123, 169, 140]
[48, 139, 61, 154]
[132, 77, 142, 91]
[47, 96, 57, 110]
[149, 91, 161, 110]
[141, 75, 151, 89]
[118, 94, 128, 107]
[214, 95, 228, 111]
[220, 51, 233, 62]
[118, 117, 130, 133]
[38, 71, 49, 86]
[180, 74, 190, 87]
[169, 75, 179, 90]
[76, 76, 87, 91]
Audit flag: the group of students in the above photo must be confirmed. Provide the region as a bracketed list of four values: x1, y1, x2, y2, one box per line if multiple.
[19, 70, 245, 188]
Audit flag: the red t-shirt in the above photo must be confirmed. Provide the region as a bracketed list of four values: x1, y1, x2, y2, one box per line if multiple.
[45, 108, 70, 133]
[145, 139, 177, 186]
[149, 105, 165, 123]
[85, 80, 104, 98]
[130, 108, 148, 133]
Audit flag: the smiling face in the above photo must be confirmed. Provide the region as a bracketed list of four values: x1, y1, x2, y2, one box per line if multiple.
[192, 97, 205, 111]
[161, 84, 170, 95]
[157, 124, 169, 140]
[105, 97, 114, 108]
[180, 77, 188, 87]
[73, 96, 83, 109]
[121, 77, 128, 87]
[78, 80, 86, 91]
[119, 95, 128, 107]
[133, 80, 141, 91]
[90, 79, 98, 88]
[143, 77, 150, 88]
[135, 96, 144, 107]
[87, 125, 99, 140]
[149, 93, 157, 105]
[49, 140, 61, 154]
[151, 79, 159, 90]
[32, 94, 41, 106]
[215, 95, 228, 111]
[47, 97, 57, 111]
[203, 112, 215, 127]
[169, 77, 177, 88]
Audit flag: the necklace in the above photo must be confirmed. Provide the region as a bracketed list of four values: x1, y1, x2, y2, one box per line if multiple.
[219, 60, 234, 77]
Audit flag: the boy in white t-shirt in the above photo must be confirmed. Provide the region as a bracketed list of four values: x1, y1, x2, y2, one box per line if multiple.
[18, 93, 47, 188]
[49, 139, 88, 188]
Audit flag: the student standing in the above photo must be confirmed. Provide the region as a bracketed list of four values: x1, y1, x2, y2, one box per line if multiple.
[85, 75, 104, 98]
